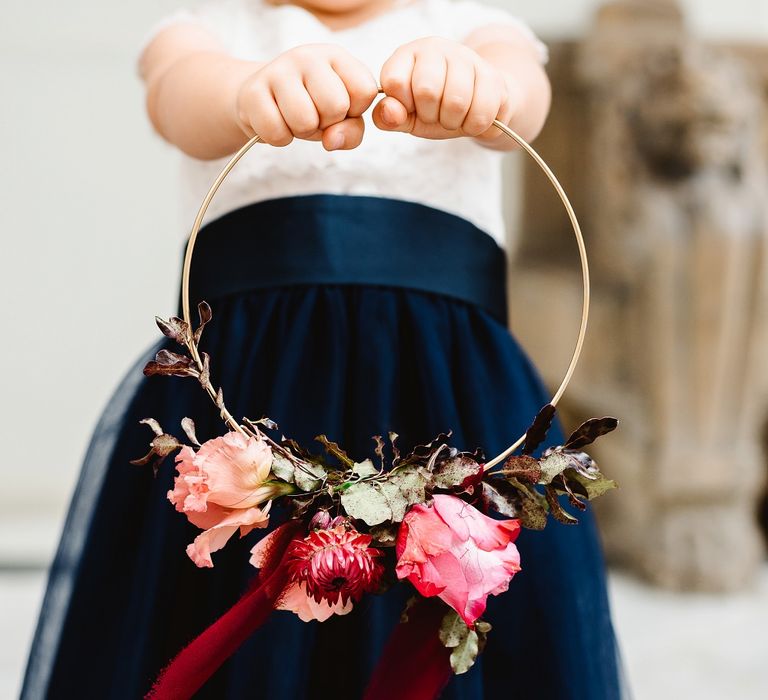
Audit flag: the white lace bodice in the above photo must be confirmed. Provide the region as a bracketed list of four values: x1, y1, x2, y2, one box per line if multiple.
[140, 0, 547, 246]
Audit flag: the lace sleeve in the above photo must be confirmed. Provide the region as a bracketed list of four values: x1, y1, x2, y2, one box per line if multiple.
[135, 0, 243, 65]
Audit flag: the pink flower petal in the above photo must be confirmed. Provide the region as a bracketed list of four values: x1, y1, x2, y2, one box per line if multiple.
[186, 504, 271, 568]
[277, 582, 354, 622]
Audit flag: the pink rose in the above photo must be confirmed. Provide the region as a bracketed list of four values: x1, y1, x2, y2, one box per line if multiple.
[395, 494, 521, 626]
[168, 432, 284, 568]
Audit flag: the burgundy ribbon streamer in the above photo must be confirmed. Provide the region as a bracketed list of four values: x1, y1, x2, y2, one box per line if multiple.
[148, 520, 451, 700]
[146, 520, 302, 700]
[363, 598, 453, 700]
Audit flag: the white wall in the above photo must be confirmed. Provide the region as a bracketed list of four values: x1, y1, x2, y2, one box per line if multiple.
[1, 0, 766, 563]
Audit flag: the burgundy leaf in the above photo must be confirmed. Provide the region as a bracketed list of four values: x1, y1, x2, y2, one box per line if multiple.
[250, 416, 279, 431]
[522, 404, 557, 455]
[388, 431, 401, 464]
[502, 455, 542, 484]
[373, 435, 386, 469]
[199, 352, 211, 388]
[155, 316, 189, 344]
[544, 486, 578, 525]
[130, 423, 182, 476]
[143, 349, 198, 378]
[564, 417, 619, 451]
[552, 475, 587, 511]
[193, 301, 213, 344]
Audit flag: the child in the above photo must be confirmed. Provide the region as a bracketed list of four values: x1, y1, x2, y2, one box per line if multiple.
[23, 1, 624, 698]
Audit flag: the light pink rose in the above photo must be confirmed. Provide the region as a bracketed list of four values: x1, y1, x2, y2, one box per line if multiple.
[395, 494, 521, 626]
[168, 432, 281, 568]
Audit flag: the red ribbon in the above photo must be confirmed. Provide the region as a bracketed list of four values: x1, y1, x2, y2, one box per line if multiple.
[148, 520, 451, 700]
[146, 520, 302, 700]
[363, 598, 453, 700]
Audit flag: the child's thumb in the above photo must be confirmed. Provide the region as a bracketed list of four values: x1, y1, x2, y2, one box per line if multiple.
[322, 117, 366, 151]
[372, 95, 414, 133]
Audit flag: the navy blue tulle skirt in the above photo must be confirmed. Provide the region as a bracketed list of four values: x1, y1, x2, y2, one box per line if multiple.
[23, 195, 625, 699]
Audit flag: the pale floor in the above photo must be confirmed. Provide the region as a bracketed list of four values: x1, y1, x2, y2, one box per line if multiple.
[1, 565, 766, 699]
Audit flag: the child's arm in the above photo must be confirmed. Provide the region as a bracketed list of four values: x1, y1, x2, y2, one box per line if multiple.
[372, 28, 551, 150]
[138, 25, 378, 159]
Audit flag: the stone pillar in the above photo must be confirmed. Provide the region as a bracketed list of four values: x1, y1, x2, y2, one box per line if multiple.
[508, 0, 768, 590]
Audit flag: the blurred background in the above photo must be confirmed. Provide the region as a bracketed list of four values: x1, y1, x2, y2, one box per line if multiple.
[1, 0, 767, 697]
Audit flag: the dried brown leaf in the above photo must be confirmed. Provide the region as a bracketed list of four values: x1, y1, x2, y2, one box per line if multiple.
[523, 404, 557, 455]
[139, 418, 163, 437]
[544, 486, 579, 525]
[155, 316, 189, 345]
[564, 417, 619, 451]
[315, 435, 354, 468]
[503, 455, 542, 483]
[193, 301, 212, 344]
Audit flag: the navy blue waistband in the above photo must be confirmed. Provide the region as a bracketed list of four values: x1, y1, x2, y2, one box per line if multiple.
[187, 194, 508, 323]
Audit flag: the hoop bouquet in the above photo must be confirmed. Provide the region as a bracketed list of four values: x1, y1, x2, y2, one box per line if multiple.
[133, 116, 619, 700]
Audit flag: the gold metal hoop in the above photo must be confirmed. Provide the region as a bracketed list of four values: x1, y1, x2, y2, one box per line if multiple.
[180, 119, 589, 471]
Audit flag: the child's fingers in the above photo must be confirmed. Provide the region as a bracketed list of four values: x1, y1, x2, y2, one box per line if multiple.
[240, 84, 294, 146]
[462, 61, 503, 137]
[411, 51, 447, 125]
[272, 79, 321, 139]
[304, 66, 351, 130]
[372, 95, 413, 132]
[322, 117, 366, 151]
[379, 48, 416, 112]
[440, 58, 475, 132]
[330, 57, 378, 117]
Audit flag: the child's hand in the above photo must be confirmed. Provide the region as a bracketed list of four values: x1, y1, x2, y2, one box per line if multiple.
[372, 37, 514, 142]
[236, 44, 378, 150]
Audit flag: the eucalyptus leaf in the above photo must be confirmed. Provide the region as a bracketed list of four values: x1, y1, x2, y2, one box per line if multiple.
[567, 470, 618, 500]
[271, 454, 295, 483]
[294, 462, 326, 492]
[432, 455, 481, 490]
[439, 610, 468, 648]
[340, 481, 392, 526]
[384, 466, 428, 521]
[538, 452, 571, 484]
[341, 465, 427, 526]
[352, 459, 378, 478]
[439, 610, 482, 675]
